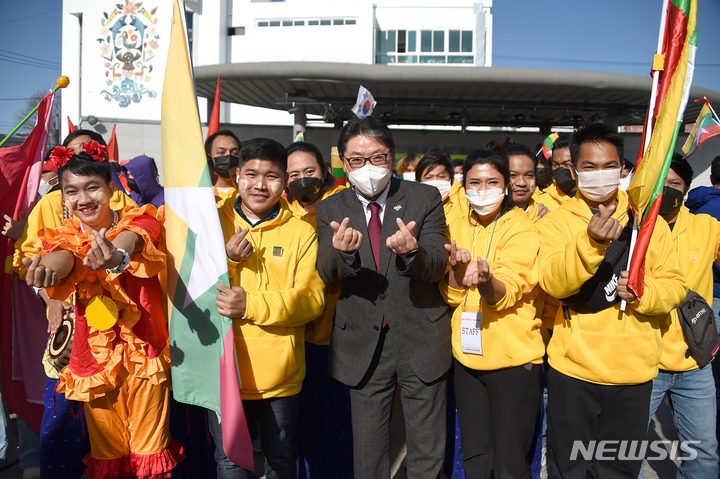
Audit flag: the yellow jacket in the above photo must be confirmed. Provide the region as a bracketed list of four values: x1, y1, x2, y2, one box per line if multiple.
[287, 185, 346, 345]
[214, 186, 237, 209]
[13, 189, 136, 278]
[444, 180, 470, 226]
[659, 207, 720, 371]
[218, 198, 325, 399]
[538, 191, 687, 385]
[525, 199, 541, 224]
[440, 207, 545, 370]
[535, 183, 572, 212]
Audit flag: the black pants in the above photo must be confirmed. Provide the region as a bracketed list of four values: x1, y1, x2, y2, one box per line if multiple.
[546, 367, 652, 479]
[453, 359, 541, 479]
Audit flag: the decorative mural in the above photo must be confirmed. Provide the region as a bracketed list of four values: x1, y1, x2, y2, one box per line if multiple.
[98, 1, 159, 107]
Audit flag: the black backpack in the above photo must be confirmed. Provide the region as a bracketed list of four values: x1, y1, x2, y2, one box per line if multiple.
[677, 291, 720, 368]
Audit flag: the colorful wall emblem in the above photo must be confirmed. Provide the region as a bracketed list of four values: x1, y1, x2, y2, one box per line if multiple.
[98, 1, 159, 107]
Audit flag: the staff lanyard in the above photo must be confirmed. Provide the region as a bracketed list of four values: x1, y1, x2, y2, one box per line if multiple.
[462, 214, 499, 311]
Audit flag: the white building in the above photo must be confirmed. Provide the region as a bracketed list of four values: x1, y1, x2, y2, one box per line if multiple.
[61, 0, 494, 179]
[61, 0, 720, 185]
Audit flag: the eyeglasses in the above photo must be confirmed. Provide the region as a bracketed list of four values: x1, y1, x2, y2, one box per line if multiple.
[341, 152, 391, 170]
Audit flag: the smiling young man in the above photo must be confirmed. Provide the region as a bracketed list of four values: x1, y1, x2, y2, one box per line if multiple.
[315, 117, 450, 478]
[22, 145, 182, 478]
[537, 122, 687, 478]
[210, 137, 325, 479]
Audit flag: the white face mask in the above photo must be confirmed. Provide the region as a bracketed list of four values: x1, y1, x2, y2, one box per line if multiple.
[402, 171, 416, 182]
[619, 170, 634, 192]
[347, 164, 392, 198]
[39, 176, 57, 196]
[424, 179, 452, 199]
[465, 188, 505, 216]
[454, 173, 464, 185]
[576, 168, 621, 202]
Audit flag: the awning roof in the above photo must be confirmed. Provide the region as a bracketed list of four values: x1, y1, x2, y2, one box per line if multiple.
[193, 62, 720, 128]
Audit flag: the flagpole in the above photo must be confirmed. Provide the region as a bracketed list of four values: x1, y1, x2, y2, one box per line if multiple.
[621, 1, 669, 312]
[0, 76, 69, 149]
[642, 0, 670, 156]
[706, 98, 720, 125]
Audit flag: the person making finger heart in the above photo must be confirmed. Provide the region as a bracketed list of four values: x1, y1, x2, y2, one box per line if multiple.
[316, 117, 451, 479]
[537, 122, 687, 479]
[441, 148, 545, 478]
[23, 145, 184, 479]
[211, 138, 325, 479]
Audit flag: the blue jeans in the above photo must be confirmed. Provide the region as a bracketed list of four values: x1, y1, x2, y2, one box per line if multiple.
[208, 394, 301, 479]
[648, 366, 718, 479]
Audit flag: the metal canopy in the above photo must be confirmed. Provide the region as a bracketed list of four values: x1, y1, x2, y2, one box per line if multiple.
[193, 62, 720, 130]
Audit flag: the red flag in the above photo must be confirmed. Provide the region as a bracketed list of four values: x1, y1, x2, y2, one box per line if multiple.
[107, 124, 119, 162]
[206, 72, 221, 139]
[626, 0, 697, 300]
[67, 116, 76, 133]
[1, 91, 56, 433]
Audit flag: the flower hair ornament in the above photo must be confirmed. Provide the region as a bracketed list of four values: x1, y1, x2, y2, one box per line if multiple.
[48, 145, 75, 170]
[82, 140, 107, 162]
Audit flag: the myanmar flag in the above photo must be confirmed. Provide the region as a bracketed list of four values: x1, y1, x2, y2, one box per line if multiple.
[541, 132, 559, 160]
[162, 0, 252, 470]
[682, 101, 720, 157]
[626, 0, 697, 299]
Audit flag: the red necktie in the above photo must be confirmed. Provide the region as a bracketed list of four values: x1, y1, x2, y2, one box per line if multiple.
[368, 202, 382, 271]
[368, 202, 387, 328]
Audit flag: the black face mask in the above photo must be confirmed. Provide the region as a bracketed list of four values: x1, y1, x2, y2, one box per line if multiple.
[287, 177, 323, 204]
[553, 167, 578, 195]
[659, 186, 685, 215]
[213, 155, 240, 179]
[536, 167, 553, 188]
[126, 177, 140, 194]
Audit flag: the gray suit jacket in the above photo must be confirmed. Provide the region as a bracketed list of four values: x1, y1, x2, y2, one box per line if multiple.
[316, 177, 452, 387]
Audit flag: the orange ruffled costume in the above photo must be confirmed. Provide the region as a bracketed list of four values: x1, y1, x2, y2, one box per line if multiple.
[38, 205, 184, 479]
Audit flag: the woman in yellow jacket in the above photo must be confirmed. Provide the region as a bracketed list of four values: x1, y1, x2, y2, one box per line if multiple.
[441, 148, 545, 478]
[648, 154, 720, 477]
[284, 141, 353, 477]
[416, 151, 469, 226]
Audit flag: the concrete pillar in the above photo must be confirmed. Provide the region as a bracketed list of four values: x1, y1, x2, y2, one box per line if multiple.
[293, 104, 307, 142]
[605, 109, 619, 130]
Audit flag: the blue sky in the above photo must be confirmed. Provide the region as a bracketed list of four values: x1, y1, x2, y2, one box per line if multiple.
[1, 0, 718, 136]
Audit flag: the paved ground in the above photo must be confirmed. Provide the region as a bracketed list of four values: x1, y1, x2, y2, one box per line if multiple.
[0, 397, 688, 478]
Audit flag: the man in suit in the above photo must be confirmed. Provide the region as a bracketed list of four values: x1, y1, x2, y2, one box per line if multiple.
[316, 116, 451, 479]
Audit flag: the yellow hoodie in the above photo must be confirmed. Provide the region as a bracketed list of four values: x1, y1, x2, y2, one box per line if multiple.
[440, 207, 545, 370]
[218, 197, 325, 399]
[13, 189, 136, 278]
[659, 206, 720, 371]
[538, 191, 687, 385]
[443, 180, 470, 226]
[535, 183, 572, 212]
[287, 185, 346, 345]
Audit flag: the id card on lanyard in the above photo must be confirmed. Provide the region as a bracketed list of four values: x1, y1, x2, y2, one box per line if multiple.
[460, 311, 483, 355]
[459, 214, 498, 356]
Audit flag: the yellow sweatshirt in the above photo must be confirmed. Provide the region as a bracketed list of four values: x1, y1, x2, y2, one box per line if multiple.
[287, 185, 346, 345]
[444, 180, 470, 226]
[440, 207, 545, 370]
[218, 198, 325, 399]
[13, 189, 136, 278]
[538, 191, 687, 385]
[659, 206, 720, 371]
[535, 183, 572, 212]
